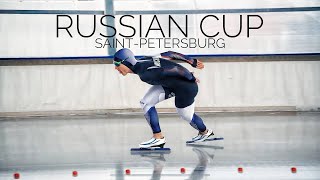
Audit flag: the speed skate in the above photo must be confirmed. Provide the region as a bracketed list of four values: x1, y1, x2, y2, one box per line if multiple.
[186, 137, 224, 144]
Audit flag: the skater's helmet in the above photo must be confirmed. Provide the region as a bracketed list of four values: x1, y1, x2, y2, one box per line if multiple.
[113, 48, 137, 69]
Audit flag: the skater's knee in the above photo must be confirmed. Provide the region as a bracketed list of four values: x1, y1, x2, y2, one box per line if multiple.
[176, 102, 195, 122]
[179, 113, 193, 122]
[140, 99, 154, 114]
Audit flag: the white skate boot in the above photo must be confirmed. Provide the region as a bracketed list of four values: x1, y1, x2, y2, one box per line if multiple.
[187, 129, 215, 143]
[139, 137, 166, 149]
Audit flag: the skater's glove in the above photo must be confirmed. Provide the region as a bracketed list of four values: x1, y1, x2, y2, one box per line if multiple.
[191, 59, 204, 69]
[191, 59, 198, 68]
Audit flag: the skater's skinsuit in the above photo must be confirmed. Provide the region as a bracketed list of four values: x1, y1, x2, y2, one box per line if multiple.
[132, 51, 207, 134]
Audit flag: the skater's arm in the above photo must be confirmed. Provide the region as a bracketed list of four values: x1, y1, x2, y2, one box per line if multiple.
[161, 66, 196, 82]
[160, 51, 192, 63]
[160, 51, 204, 69]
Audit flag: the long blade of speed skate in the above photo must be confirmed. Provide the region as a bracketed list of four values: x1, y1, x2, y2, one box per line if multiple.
[131, 148, 171, 151]
[204, 137, 224, 141]
[130, 148, 171, 155]
[186, 137, 224, 144]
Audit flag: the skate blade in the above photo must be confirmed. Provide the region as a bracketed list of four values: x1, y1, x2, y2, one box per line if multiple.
[130, 147, 171, 154]
[204, 137, 224, 141]
[131, 147, 171, 151]
[186, 137, 224, 144]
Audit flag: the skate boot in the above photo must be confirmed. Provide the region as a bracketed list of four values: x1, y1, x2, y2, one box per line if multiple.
[139, 137, 166, 149]
[187, 129, 214, 143]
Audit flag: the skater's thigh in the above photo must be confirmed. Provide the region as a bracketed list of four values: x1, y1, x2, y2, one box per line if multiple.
[141, 85, 165, 105]
[176, 102, 195, 122]
[140, 85, 173, 112]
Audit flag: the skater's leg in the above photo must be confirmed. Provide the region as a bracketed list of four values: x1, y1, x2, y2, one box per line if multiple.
[140, 85, 173, 139]
[174, 82, 215, 142]
[139, 86, 175, 148]
[176, 101, 207, 133]
[174, 81, 208, 134]
[176, 102, 214, 142]
[140, 86, 164, 137]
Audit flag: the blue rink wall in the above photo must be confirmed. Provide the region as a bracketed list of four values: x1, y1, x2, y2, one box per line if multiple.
[0, 0, 319, 113]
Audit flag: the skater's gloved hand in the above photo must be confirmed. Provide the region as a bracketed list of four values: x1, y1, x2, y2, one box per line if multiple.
[191, 72, 200, 83]
[195, 77, 200, 83]
[191, 59, 204, 69]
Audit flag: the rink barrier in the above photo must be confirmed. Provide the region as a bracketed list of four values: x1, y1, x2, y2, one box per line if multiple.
[0, 107, 298, 118]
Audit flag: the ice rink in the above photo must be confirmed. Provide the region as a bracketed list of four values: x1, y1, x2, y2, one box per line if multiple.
[1, 112, 319, 179]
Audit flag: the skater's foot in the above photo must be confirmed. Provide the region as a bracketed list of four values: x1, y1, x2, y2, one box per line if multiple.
[190, 129, 214, 143]
[139, 137, 166, 149]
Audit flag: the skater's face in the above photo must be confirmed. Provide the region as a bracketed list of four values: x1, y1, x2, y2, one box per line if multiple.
[115, 64, 132, 76]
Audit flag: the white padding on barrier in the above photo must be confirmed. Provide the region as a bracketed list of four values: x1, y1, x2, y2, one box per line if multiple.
[0, 61, 320, 112]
